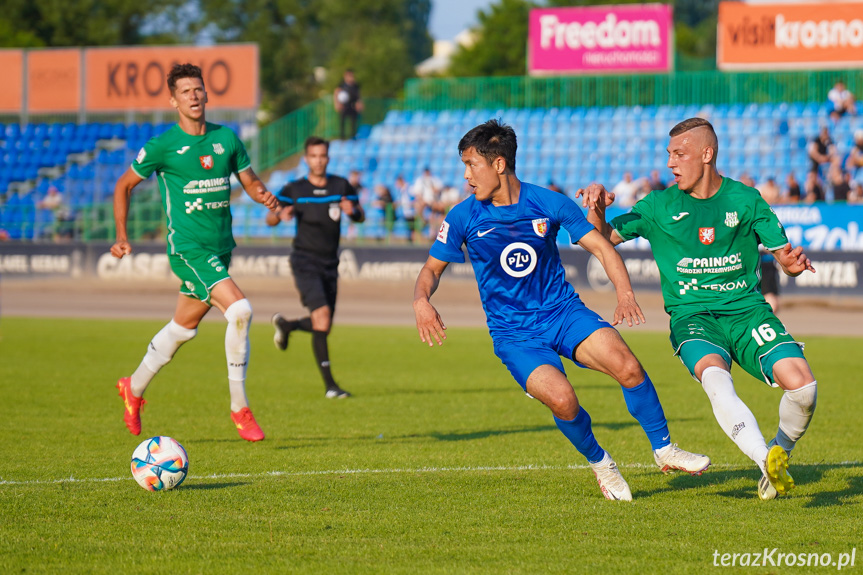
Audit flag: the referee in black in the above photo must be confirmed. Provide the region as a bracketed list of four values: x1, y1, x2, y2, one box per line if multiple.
[267, 136, 365, 398]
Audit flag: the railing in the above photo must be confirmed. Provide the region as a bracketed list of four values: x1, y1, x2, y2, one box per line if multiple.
[402, 69, 863, 110]
[257, 97, 396, 171]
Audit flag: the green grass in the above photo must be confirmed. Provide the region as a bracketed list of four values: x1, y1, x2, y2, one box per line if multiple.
[0, 318, 860, 574]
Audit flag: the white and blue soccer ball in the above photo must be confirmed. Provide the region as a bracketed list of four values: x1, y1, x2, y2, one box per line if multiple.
[131, 436, 189, 491]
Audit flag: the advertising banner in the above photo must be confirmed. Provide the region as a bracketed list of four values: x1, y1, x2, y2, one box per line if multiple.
[528, 4, 673, 75]
[84, 44, 259, 111]
[1, 244, 860, 297]
[718, 1, 863, 70]
[0, 50, 23, 113]
[26, 49, 81, 113]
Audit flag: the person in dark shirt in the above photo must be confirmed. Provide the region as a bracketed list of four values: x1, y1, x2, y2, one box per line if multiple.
[785, 173, 801, 204]
[267, 136, 365, 398]
[807, 126, 836, 177]
[333, 69, 363, 140]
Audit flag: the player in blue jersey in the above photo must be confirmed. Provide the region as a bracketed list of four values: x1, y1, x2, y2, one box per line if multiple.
[413, 120, 711, 501]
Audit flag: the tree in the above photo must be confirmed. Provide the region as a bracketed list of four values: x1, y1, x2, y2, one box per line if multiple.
[0, 0, 186, 47]
[449, 0, 534, 77]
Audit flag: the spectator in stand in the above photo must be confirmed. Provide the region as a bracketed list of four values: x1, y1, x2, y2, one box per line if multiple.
[547, 181, 565, 194]
[850, 182, 862, 204]
[37, 185, 74, 240]
[808, 126, 836, 178]
[439, 183, 464, 214]
[646, 169, 666, 192]
[828, 81, 857, 122]
[803, 170, 825, 203]
[785, 173, 802, 204]
[610, 171, 641, 208]
[738, 172, 756, 188]
[333, 69, 363, 140]
[412, 167, 444, 239]
[845, 130, 863, 187]
[346, 170, 368, 239]
[394, 175, 419, 243]
[757, 176, 782, 205]
[828, 159, 852, 202]
[372, 183, 395, 239]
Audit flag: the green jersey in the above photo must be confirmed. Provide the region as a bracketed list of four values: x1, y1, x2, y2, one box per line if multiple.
[611, 177, 789, 317]
[131, 122, 251, 255]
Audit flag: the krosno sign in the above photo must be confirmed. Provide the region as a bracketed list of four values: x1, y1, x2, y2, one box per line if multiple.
[528, 4, 673, 75]
[718, 1, 863, 70]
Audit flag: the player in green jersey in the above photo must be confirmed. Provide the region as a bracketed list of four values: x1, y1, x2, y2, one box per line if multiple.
[578, 117, 818, 500]
[111, 63, 279, 442]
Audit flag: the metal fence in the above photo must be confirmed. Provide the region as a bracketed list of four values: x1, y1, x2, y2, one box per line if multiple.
[401, 69, 863, 111]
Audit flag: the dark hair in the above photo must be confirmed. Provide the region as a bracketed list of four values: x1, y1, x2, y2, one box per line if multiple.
[458, 119, 517, 172]
[167, 64, 204, 95]
[304, 136, 329, 153]
[669, 117, 715, 138]
[669, 117, 719, 163]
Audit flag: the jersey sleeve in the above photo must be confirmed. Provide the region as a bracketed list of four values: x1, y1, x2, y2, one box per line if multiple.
[610, 195, 654, 242]
[230, 130, 252, 174]
[130, 138, 161, 179]
[275, 182, 295, 206]
[428, 204, 467, 263]
[549, 191, 594, 244]
[751, 195, 789, 250]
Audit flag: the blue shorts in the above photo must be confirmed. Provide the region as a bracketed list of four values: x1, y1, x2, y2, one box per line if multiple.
[492, 299, 611, 391]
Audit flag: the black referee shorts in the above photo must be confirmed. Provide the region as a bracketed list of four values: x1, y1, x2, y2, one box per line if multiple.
[290, 250, 339, 312]
[760, 258, 779, 296]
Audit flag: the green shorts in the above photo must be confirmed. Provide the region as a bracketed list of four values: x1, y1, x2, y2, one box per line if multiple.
[670, 305, 805, 386]
[169, 250, 232, 305]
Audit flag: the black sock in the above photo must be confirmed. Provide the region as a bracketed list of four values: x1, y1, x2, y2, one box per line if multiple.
[312, 330, 337, 389]
[287, 317, 313, 332]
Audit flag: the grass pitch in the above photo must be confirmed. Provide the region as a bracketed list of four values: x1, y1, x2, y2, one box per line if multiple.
[0, 317, 860, 574]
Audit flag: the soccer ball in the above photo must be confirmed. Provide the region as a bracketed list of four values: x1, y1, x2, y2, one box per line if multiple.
[130, 436, 189, 491]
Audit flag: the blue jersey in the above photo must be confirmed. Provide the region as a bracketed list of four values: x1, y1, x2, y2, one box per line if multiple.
[430, 182, 595, 339]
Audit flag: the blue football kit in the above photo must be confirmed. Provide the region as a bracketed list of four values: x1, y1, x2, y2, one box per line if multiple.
[430, 182, 611, 388]
[427, 180, 676, 462]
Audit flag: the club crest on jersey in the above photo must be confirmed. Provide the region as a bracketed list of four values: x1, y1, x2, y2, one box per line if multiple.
[213, 143, 225, 155]
[199, 155, 214, 170]
[329, 203, 341, 221]
[532, 218, 549, 237]
[699, 227, 715, 245]
[725, 211, 739, 228]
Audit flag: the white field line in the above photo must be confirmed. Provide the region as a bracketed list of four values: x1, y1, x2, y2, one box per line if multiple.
[0, 461, 860, 487]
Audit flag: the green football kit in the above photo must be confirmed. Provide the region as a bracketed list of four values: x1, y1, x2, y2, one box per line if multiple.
[131, 122, 251, 303]
[611, 177, 805, 384]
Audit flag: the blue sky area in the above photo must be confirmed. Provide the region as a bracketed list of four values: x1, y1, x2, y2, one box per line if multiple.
[429, 0, 495, 41]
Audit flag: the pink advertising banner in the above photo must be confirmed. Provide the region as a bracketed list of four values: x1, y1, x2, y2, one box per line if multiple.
[528, 4, 674, 76]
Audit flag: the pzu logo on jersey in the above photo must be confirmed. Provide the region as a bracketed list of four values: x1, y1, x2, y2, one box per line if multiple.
[500, 242, 537, 278]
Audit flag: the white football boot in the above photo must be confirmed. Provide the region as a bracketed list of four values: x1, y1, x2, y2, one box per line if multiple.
[654, 444, 711, 475]
[589, 451, 633, 501]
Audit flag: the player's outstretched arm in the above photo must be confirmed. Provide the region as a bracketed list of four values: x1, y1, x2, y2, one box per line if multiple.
[413, 256, 449, 347]
[239, 168, 279, 211]
[577, 229, 646, 327]
[772, 243, 816, 277]
[111, 168, 144, 259]
[575, 183, 622, 245]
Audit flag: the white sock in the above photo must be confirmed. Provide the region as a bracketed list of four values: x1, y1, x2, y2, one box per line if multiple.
[130, 320, 197, 396]
[776, 381, 817, 452]
[701, 366, 770, 475]
[224, 299, 252, 412]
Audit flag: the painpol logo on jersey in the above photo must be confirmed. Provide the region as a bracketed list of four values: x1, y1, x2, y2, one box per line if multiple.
[183, 177, 231, 194]
[500, 242, 537, 278]
[676, 253, 744, 275]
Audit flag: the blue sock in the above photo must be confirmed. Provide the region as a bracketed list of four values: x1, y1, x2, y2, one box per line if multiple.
[554, 406, 605, 464]
[621, 374, 671, 451]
